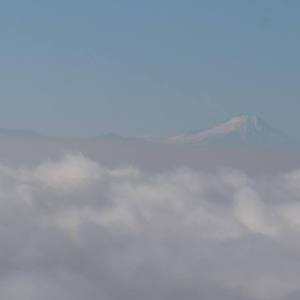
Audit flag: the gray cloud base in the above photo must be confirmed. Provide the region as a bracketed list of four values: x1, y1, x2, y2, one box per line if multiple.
[0, 154, 300, 299]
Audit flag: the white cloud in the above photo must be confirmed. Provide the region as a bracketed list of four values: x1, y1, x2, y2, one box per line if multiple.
[33, 153, 102, 191]
[0, 154, 300, 299]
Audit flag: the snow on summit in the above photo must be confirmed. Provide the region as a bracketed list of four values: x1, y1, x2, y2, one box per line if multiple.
[166, 115, 291, 145]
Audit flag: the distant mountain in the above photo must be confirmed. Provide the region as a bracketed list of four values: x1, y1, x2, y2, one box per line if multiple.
[0, 128, 39, 137]
[95, 133, 146, 144]
[165, 115, 293, 145]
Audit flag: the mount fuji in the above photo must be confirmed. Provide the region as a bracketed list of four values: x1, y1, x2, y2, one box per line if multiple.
[165, 115, 293, 145]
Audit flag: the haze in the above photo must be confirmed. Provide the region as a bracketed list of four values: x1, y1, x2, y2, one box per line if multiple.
[0, 1, 299, 300]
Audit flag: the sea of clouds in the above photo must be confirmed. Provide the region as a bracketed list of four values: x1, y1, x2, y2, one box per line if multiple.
[1, 153, 300, 299]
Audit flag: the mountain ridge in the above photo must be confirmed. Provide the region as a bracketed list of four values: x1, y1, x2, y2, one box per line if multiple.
[164, 115, 293, 145]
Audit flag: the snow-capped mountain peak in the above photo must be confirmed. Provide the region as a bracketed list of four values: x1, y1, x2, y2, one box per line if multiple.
[166, 115, 290, 145]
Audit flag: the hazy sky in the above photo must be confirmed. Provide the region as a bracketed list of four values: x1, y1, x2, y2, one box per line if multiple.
[0, 0, 299, 137]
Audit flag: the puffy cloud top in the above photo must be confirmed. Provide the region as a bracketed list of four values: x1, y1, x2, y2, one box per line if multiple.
[0, 154, 300, 299]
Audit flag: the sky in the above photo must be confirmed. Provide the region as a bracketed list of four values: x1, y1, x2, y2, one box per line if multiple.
[0, 0, 299, 137]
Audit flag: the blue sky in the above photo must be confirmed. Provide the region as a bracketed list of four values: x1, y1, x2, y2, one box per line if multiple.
[0, 0, 299, 137]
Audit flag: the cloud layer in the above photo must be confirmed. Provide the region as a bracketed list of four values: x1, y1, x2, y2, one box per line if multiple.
[1, 154, 300, 299]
